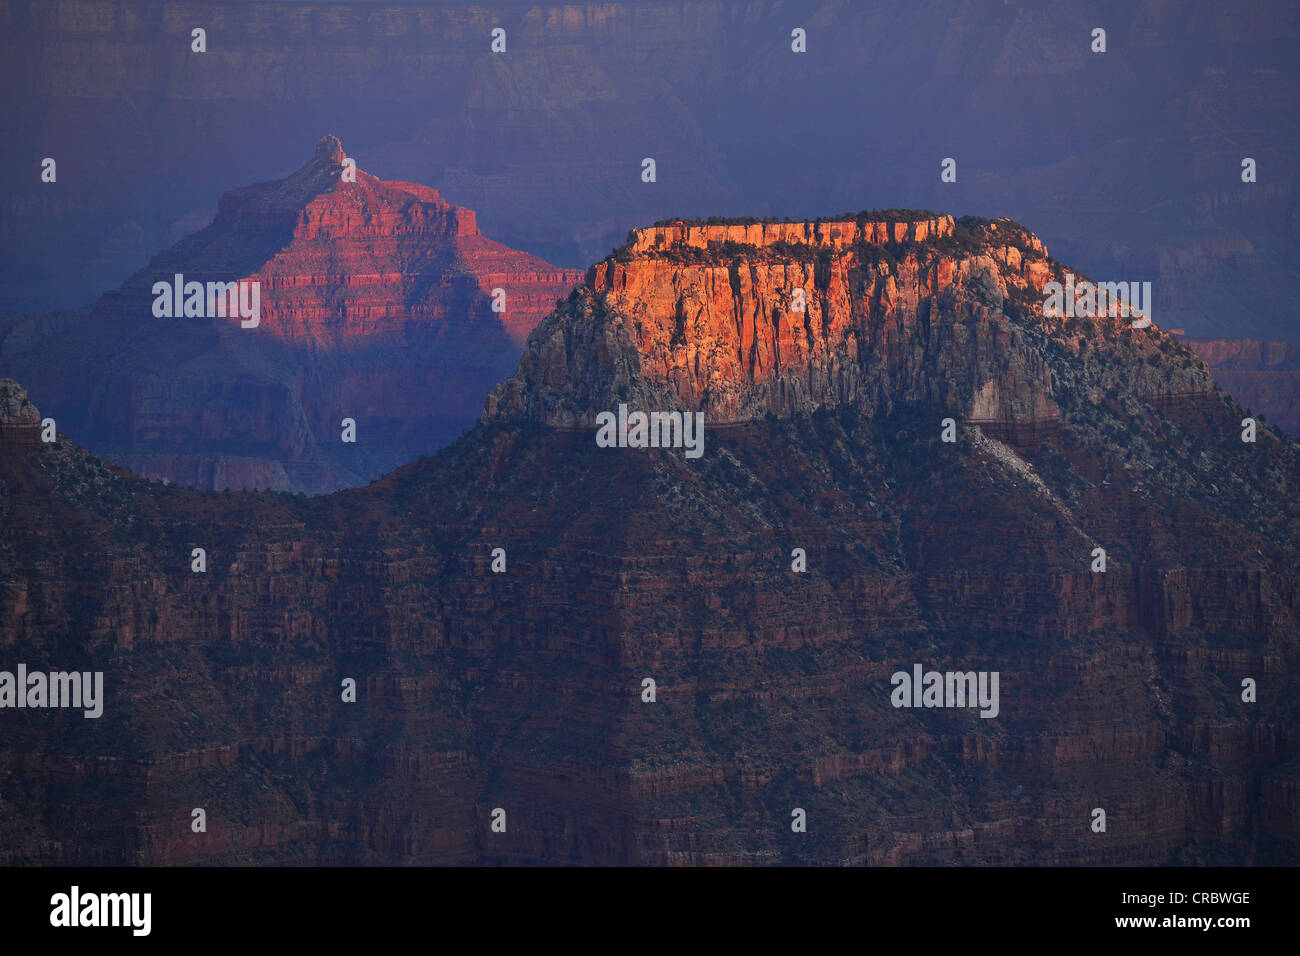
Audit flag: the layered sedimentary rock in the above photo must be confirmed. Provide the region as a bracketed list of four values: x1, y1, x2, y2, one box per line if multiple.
[1, 136, 582, 493]
[5, 0, 1296, 349]
[488, 214, 1205, 444]
[626, 215, 958, 253]
[1185, 338, 1300, 437]
[1, 215, 1297, 866]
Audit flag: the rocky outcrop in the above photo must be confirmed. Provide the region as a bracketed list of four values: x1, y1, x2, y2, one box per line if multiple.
[177, 133, 576, 350]
[1, 137, 583, 492]
[628, 214, 957, 254]
[0, 378, 41, 446]
[2, 212, 1297, 867]
[487, 215, 1209, 446]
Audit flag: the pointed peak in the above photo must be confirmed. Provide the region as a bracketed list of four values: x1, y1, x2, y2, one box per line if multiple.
[0, 378, 41, 447]
[315, 135, 345, 166]
[0, 378, 39, 423]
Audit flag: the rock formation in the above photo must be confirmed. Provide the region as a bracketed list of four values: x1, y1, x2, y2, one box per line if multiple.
[1, 136, 582, 493]
[4, 0, 1296, 345]
[0, 378, 40, 446]
[1, 214, 1297, 865]
[1183, 338, 1300, 438]
[487, 214, 1205, 445]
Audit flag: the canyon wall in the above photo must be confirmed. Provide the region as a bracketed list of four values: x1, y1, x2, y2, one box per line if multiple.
[2, 1, 1297, 342]
[489, 215, 1209, 442]
[2, 215, 1297, 865]
[1184, 338, 1300, 437]
[0, 136, 583, 493]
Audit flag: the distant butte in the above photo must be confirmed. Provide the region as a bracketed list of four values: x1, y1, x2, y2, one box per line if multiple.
[2, 138, 584, 493]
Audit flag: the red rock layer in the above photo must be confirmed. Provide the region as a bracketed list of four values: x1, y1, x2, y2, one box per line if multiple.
[487, 215, 1208, 445]
[1183, 338, 1300, 437]
[630, 215, 957, 253]
[3, 215, 1297, 867]
[210, 136, 581, 350]
[3, 137, 582, 492]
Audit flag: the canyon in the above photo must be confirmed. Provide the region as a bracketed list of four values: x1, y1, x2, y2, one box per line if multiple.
[0, 135, 582, 493]
[2, 213, 1296, 865]
[1182, 337, 1300, 438]
[3, 0, 1296, 344]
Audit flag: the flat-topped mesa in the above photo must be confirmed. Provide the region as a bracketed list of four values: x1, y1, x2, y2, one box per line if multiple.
[626, 214, 956, 256]
[487, 213, 1213, 445]
[589, 214, 1053, 293]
